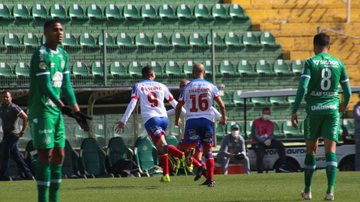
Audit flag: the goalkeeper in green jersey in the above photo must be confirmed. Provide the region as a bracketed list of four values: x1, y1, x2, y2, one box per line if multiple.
[291, 33, 351, 201]
[29, 20, 91, 202]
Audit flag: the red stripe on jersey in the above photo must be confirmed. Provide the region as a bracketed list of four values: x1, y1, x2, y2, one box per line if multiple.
[179, 100, 185, 105]
[168, 96, 174, 102]
[131, 96, 138, 100]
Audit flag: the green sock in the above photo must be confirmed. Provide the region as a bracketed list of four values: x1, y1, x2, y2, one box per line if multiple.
[36, 160, 50, 202]
[325, 152, 337, 194]
[304, 154, 316, 193]
[50, 164, 62, 202]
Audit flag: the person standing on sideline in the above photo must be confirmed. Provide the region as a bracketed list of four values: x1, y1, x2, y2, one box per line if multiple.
[353, 93, 360, 171]
[292, 33, 351, 201]
[0, 91, 33, 181]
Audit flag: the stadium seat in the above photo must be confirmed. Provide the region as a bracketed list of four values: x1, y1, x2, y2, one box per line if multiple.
[106, 136, 133, 172]
[97, 32, 117, 48]
[270, 96, 289, 105]
[79, 33, 97, 48]
[134, 135, 160, 175]
[203, 59, 213, 77]
[170, 32, 188, 48]
[91, 61, 104, 78]
[189, 33, 207, 48]
[0, 4, 13, 20]
[255, 59, 275, 76]
[251, 97, 270, 106]
[0, 62, 15, 78]
[206, 32, 225, 47]
[72, 61, 90, 78]
[63, 139, 83, 178]
[242, 32, 262, 49]
[220, 90, 234, 107]
[93, 123, 106, 145]
[134, 33, 153, 48]
[273, 122, 285, 138]
[22, 33, 39, 48]
[229, 4, 249, 21]
[224, 32, 243, 48]
[165, 135, 178, 147]
[141, 4, 159, 20]
[274, 59, 292, 76]
[3, 33, 22, 48]
[31, 4, 49, 21]
[164, 60, 183, 78]
[104, 4, 123, 21]
[86, 4, 106, 21]
[109, 61, 128, 78]
[194, 4, 212, 20]
[232, 91, 245, 106]
[211, 4, 230, 20]
[182, 60, 194, 77]
[260, 32, 281, 49]
[62, 33, 78, 49]
[149, 61, 166, 78]
[12, 4, 32, 21]
[215, 123, 226, 142]
[237, 60, 257, 77]
[79, 138, 113, 178]
[158, 4, 177, 20]
[128, 61, 143, 78]
[219, 60, 236, 77]
[15, 62, 30, 78]
[49, 4, 69, 20]
[123, 4, 141, 21]
[68, 4, 88, 21]
[282, 121, 302, 138]
[153, 32, 171, 48]
[287, 96, 296, 105]
[176, 4, 194, 20]
[291, 60, 304, 75]
[116, 32, 134, 48]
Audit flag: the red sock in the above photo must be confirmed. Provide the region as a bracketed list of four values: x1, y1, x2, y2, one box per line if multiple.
[167, 145, 184, 159]
[159, 154, 169, 175]
[192, 157, 202, 168]
[205, 158, 215, 182]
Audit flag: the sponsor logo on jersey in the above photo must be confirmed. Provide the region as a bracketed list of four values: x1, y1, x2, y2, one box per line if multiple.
[43, 135, 51, 145]
[311, 104, 337, 111]
[60, 60, 65, 69]
[50, 62, 55, 68]
[38, 129, 53, 134]
[310, 91, 338, 97]
[39, 62, 46, 70]
[33, 118, 38, 124]
[52, 72, 63, 88]
[313, 60, 339, 68]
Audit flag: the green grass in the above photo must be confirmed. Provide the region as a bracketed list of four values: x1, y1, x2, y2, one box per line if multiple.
[1, 172, 360, 202]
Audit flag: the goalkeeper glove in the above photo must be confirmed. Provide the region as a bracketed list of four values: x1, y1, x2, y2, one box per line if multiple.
[61, 107, 92, 131]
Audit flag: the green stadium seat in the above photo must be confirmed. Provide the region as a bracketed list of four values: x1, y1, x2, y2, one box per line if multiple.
[203, 59, 213, 77]
[158, 4, 177, 20]
[15, 62, 30, 78]
[128, 61, 143, 78]
[194, 4, 212, 20]
[229, 4, 249, 21]
[255, 59, 274, 76]
[189, 33, 207, 48]
[104, 4, 123, 21]
[62, 139, 82, 178]
[282, 121, 302, 138]
[22, 33, 39, 48]
[68, 4, 88, 21]
[72, 61, 90, 78]
[0, 4, 13, 20]
[12, 4, 32, 21]
[182, 60, 194, 77]
[269, 96, 289, 105]
[86, 4, 105, 21]
[3, 33, 22, 48]
[134, 135, 160, 175]
[79, 33, 97, 48]
[116, 32, 134, 48]
[176, 4, 194, 20]
[149, 61, 166, 78]
[273, 121, 285, 138]
[232, 91, 246, 106]
[343, 119, 355, 136]
[219, 60, 236, 77]
[153, 32, 171, 48]
[242, 32, 262, 49]
[0, 62, 15, 78]
[211, 4, 230, 20]
[134, 33, 153, 48]
[165, 135, 178, 147]
[91, 61, 104, 77]
[206, 32, 225, 47]
[274, 59, 292, 76]
[170, 32, 188, 48]
[49, 4, 69, 20]
[291, 60, 304, 75]
[236, 59, 257, 77]
[260, 32, 281, 49]
[287, 96, 296, 105]
[141, 4, 159, 20]
[31, 4, 49, 21]
[109, 62, 128, 78]
[123, 4, 141, 21]
[251, 97, 270, 106]
[97, 32, 117, 48]
[220, 90, 234, 107]
[106, 136, 133, 171]
[62, 33, 78, 49]
[215, 123, 226, 142]
[224, 32, 242, 48]
[93, 123, 106, 145]
[164, 60, 183, 78]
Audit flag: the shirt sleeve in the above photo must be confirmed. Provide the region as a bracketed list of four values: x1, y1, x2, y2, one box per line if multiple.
[13, 104, 23, 116]
[163, 85, 174, 102]
[61, 52, 77, 105]
[292, 60, 311, 113]
[178, 87, 185, 104]
[213, 84, 220, 98]
[131, 85, 139, 100]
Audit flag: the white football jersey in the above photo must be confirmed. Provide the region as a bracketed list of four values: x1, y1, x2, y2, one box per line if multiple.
[179, 79, 220, 121]
[131, 80, 174, 123]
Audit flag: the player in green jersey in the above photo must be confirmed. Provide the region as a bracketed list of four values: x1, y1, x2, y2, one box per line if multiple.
[291, 33, 352, 201]
[29, 20, 91, 202]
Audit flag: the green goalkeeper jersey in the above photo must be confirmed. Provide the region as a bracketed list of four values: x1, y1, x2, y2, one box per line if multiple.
[29, 45, 73, 118]
[301, 52, 349, 115]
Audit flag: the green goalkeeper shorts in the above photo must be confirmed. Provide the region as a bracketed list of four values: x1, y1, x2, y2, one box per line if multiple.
[303, 113, 340, 142]
[30, 114, 65, 149]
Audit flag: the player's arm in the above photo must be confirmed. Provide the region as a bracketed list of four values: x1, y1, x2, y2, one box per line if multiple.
[17, 110, 28, 138]
[61, 54, 79, 112]
[251, 123, 265, 143]
[211, 106, 222, 120]
[218, 136, 232, 157]
[339, 65, 352, 112]
[174, 101, 184, 126]
[116, 86, 138, 133]
[214, 96, 227, 125]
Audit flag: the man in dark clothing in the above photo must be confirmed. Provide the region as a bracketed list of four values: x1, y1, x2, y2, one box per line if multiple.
[0, 91, 33, 180]
[354, 93, 360, 171]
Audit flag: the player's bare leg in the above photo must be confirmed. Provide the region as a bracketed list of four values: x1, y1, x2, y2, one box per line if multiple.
[324, 138, 337, 201]
[302, 139, 318, 200]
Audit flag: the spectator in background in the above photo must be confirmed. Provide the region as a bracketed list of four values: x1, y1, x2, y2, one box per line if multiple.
[251, 107, 290, 173]
[216, 123, 250, 174]
[354, 93, 360, 171]
[0, 91, 33, 181]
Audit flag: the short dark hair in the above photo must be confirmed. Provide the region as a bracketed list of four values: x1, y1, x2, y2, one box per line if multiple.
[1, 90, 10, 95]
[44, 19, 61, 32]
[142, 66, 154, 79]
[313, 33, 330, 48]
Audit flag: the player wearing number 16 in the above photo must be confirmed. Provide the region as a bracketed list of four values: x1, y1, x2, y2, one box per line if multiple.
[291, 33, 351, 201]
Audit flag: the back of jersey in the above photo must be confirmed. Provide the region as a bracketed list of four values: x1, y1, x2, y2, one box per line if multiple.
[179, 79, 220, 121]
[303, 52, 349, 114]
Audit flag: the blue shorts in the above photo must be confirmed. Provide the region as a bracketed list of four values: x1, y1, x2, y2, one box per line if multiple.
[144, 117, 168, 144]
[184, 118, 214, 146]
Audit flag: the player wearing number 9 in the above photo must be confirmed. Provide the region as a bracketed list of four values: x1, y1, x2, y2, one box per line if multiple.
[291, 33, 352, 201]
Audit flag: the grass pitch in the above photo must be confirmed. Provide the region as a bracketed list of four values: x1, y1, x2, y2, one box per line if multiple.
[0, 172, 359, 202]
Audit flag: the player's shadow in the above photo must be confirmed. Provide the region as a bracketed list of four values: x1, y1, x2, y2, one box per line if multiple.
[68, 185, 159, 190]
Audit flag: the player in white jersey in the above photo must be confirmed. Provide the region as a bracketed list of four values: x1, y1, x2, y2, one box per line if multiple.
[175, 64, 227, 187]
[116, 66, 195, 182]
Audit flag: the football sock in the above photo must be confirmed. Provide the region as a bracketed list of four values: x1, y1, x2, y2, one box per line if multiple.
[325, 152, 337, 194]
[304, 154, 316, 193]
[49, 164, 62, 202]
[201, 161, 208, 178]
[205, 154, 214, 182]
[192, 157, 202, 168]
[160, 154, 169, 175]
[165, 145, 184, 159]
[36, 160, 50, 202]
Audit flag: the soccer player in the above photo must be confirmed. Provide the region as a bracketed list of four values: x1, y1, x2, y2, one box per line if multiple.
[29, 20, 91, 202]
[175, 63, 227, 187]
[291, 33, 351, 201]
[116, 66, 195, 182]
